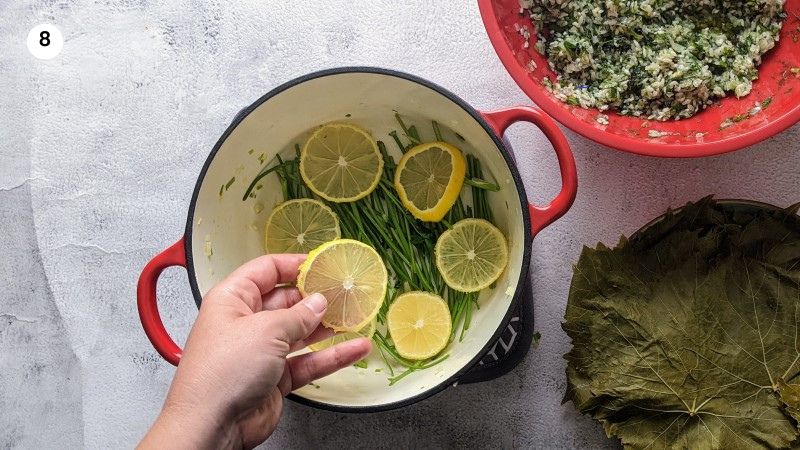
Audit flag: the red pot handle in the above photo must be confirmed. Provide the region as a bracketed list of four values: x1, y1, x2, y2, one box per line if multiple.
[136, 238, 186, 366]
[480, 106, 578, 237]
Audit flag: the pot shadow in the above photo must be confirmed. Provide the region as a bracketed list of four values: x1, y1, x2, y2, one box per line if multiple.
[273, 372, 525, 449]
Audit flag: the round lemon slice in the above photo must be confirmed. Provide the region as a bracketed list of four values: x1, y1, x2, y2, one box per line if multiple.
[394, 141, 466, 222]
[435, 218, 508, 292]
[297, 239, 388, 332]
[308, 319, 376, 352]
[299, 123, 383, 203]
[387, 291, 452, 360]
[264, 199, 340, 254]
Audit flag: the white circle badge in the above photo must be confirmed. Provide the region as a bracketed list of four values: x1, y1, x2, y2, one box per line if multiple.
[27, 24, 63, 60]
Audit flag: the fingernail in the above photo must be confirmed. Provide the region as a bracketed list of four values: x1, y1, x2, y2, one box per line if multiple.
[304, 293, 327, 315]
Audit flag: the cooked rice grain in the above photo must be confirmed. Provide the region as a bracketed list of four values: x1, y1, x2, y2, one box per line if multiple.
[522, 0, 786, 120]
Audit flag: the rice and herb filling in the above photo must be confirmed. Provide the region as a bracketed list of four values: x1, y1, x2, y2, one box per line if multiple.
[521, 0, 786, 120]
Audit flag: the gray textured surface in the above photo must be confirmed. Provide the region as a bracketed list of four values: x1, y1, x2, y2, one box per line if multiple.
[1, 1, 798, 448]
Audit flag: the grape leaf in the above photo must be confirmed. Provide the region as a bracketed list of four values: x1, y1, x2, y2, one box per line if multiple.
[564, 198, 800, 449]
[778, 379, 800, 424]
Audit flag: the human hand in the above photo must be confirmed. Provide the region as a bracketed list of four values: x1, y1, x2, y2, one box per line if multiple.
[140, 254, 372, 449]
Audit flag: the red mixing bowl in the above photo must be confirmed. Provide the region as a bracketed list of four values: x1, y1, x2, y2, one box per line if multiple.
[479, 0, 800, 157]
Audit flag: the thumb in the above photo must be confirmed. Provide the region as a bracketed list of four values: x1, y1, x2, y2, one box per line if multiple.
[268, 293, 328, 344]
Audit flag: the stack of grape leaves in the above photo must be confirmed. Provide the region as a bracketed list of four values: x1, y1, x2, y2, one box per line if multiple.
[564, 197, 800, 449]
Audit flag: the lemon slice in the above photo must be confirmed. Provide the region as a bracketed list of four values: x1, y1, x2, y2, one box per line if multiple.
[297, 239, 388, 332]
[435, 218, 508, 292]
[394, 141, 466, 222]
[300, 123, 383, 203]
[308, 319, 376, 352]
[264, 199, 340, 254]
[387, 291, 452, 360]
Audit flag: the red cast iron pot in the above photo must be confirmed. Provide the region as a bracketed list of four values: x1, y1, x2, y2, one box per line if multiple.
[137, 67, 578, 412]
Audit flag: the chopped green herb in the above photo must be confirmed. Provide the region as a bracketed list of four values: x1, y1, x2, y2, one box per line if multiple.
[523, 0, 786, 120]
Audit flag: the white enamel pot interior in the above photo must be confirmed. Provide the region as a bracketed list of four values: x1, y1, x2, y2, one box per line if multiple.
[137, 67, 577, 412]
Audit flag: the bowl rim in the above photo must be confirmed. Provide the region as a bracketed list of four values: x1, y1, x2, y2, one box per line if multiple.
[181, 66, 534, 412]
[478, 0, 800, 158]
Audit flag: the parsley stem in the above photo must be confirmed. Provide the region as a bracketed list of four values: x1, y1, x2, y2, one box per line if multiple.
[465, 178, 501, 191]
[432, 120, 444, 141]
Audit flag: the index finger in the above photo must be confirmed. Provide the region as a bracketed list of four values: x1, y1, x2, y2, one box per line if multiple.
[284, 338, 373, 394]
[226, 254, 306, 296]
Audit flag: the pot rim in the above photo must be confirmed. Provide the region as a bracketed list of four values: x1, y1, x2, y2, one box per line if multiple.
[182, 66, 533, 413]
